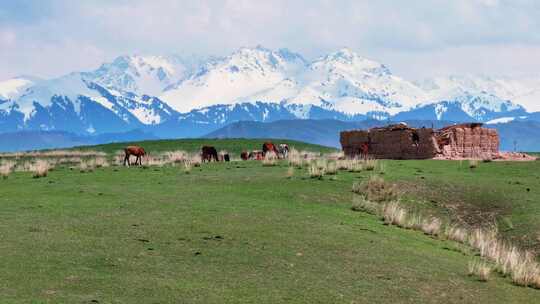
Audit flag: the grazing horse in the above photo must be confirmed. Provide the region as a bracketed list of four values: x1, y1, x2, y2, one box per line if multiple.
[124, 146, 146, 166]
[262, 142, 279, 157]
[277, 143, 290, 158]
[240, 151, 249, 161]
[201, 146, 219, 162]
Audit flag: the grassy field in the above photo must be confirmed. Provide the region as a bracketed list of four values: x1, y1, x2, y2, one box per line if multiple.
[1, 140, 540, 303]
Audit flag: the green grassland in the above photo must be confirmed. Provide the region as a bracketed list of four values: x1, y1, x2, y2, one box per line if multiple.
[1, 139, 540, 303]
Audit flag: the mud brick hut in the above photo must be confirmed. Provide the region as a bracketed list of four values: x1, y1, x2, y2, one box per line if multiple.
[340, 123, 500, 160]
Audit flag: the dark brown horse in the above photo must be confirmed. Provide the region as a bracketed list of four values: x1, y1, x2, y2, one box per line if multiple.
[240, 151, 249, 160]
[201, 146, 219, 162]
[124, 146, 146, 166]
[262, 142, 279, 156]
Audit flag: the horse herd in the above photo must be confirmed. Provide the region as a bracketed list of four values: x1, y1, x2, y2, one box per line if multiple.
[123, 142, 290, 166]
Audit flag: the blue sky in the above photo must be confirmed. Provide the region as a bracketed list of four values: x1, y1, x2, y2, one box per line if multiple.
[1, 0, 539, 80]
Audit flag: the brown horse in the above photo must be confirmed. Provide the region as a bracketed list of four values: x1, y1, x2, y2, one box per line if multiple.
[201, 146, 219, 162]
[262, 142, 279, 157]
[240, 151, 249, 160]
[124, 146, 146, 166]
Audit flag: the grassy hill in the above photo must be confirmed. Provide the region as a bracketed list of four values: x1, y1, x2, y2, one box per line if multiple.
[1, 139, 540, 303]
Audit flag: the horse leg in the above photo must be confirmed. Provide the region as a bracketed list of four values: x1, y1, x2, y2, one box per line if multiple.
[124, 153, 130, 167]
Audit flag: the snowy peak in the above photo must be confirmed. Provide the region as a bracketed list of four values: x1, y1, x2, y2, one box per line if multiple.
[310, 48, 391, 77]
[0, 76, 39, 100]
[85, 54, 204, 96]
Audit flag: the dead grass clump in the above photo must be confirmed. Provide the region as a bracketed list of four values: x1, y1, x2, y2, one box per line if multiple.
[308, 162, 325, 179]
[286, 166, 294, 178]
[190, 154, 202, 167]
[347, 159, 364, 172]
[31, 160, 52, 178]
[381, 202, 408, 227]
[0, 160, 16, 179]
[421, 217, 442, 236]
[325, 161, 338, 175]
[262, 152, 278, 167]
[444, 224, 468, 244]
[164, 150, 187, 164]
[353, 175, 398, 203]
[336, 160, 350, 171]
[467, 227, 540, 287]
[325, 151, 344, 160]
[94, 157, 109, 168]
[363, 158, 378, 171]
[183, 160, 192, 174]
[351, 196, 379, 214]
[468, 260, 492, 282]
[469, 159, 479, 169]
[146, 156, 166, 167]
[287, 148, 303, 168]
[79, 161, 93, 173]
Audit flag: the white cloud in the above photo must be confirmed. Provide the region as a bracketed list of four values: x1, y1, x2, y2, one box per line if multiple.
[0, 0, 538, 80]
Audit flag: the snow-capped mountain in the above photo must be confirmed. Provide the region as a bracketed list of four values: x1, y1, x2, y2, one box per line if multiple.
[161, 46, 308, 113]
[1, 46, 539, 138]
[83, 54, 207, 96]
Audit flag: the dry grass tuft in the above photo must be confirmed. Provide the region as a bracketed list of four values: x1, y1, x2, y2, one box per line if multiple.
[31, 160, 52, 178]
[469, 159, 479, 169]
[468, 260, 492, 281]
[421, 217, 442, 236]
[351, 196, 379, 214]
[190, 154, 202, 167]
[352, 175, 398, 203]
[308, 161, 325, 178]
[183, 160, 192, 174]
[94, 157, 109, 168]
[381, 202, 408, 227]
[262, 152, 278, 167]
[0, 160, 16, 179]
[287, 148, 303, 168]
[363, 158, 378, 171]
[286, 166, 294, 178]
[164, 150, 188, 164]
[444, 224, 468, 244]
[325, 161, 338, 175]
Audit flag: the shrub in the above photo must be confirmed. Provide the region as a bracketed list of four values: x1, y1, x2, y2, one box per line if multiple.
[468, 260, 492, 282]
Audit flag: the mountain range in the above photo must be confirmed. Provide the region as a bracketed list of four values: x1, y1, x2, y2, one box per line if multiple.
[1, 46, 539, 150]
